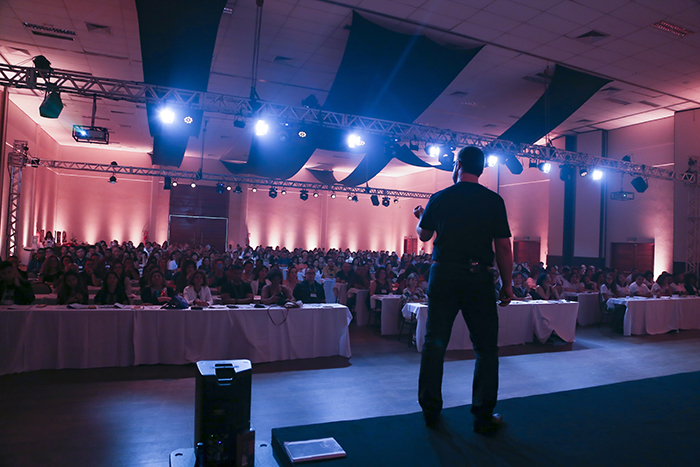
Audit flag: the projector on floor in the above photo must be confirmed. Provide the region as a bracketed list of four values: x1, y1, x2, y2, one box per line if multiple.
[72, 125, 109, 144]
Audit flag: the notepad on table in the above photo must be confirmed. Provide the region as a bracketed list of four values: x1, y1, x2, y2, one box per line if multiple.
[283, 437, 346, 463]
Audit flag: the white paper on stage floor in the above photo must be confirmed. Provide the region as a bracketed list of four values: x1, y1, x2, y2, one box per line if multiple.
[284, 437, 346, 463]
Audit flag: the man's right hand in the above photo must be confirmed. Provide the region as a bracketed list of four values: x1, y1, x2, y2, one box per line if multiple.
[499, 284, 515, 306]
[413, 205, 424, 219]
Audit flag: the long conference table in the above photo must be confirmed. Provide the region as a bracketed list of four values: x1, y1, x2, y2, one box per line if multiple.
[0, 303, 352, 375]
[402, 300, 580, 352]
[607, 296, 700, 336]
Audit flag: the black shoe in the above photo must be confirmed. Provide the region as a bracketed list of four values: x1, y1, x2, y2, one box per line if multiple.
[423, 411, 441, 428]
[473, 413, 502, 435]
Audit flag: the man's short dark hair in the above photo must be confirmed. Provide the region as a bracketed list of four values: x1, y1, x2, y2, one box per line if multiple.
[0, 261, 13, 271]
[228, 264, 243, 271]
[457, 146, 484, 177]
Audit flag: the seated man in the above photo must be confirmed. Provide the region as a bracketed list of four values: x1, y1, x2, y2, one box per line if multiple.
[0, 260, 35, 305]
[221, 264, 254, 305]
[293, 267, 326, 303]
[322, 258, 339, 279]
[629, 273, 653, 298]
[512, 271, 529, 298]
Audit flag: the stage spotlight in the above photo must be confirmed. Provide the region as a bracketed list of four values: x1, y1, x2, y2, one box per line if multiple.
[621, 155, 632, 162]
[191, 181, 197, 188]
[409, 139, 419, 151]
[352, 195, 358, 203]
[269, 187, 277, 198]
[370, 194, 380, 206]
[298, 130, 307, 138]
[251, 186, 257, 193]
[33, 55, 52, 71]
[331, 192, 336, 199]
[255, 119, 269, 136]
[394, 198, 399, 204]
[234, 116, 246, 128]
[580, 167, 589, 177]
[164, 176, 172, 190]
[347, 133, 365, 149]
[313, 192, 319, 198]
[347, 193, 353, 200]
[301, 94, 320, 109]
[382, 197, 390, 207]
[227, 185, 232, 191]
[159, 108, 175, 124]
[235, 185, 242, 193]
[504, 155, 523, 174]
[109, 175, 117, 184]
[529, 159, 538, 168]
[39, 90, 63, 118]
[631, 176, 648, 193]
[172, 179, 178, 187]
[538, 162, 551, 174]
[281, 189, 287, 195]
[216, 183, 225, 194]
[592, 169, 603, 180]
[300, 190, 309, 201]
[427, 144, 440, 158]
[559, 165, 575, 182]
[487, 155, 498, 167]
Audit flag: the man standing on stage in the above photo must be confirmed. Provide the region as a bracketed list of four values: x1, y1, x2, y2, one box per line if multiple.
[413, 146, 514, 434]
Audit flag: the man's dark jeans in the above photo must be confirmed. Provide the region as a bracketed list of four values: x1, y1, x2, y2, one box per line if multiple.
[418, 262, 499, 420]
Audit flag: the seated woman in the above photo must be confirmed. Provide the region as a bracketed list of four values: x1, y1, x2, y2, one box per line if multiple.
[599, 272, 617, 301]
[615, 273, 630, 297]
[684, 272, 699, 296]
[651, 273, 673, 297]
[582, 274, 598, 293]
[140, 269, 176, 305]
[172, 259, 196, 294]
[369, 267, 392, 296]
[284, 265, 300, 291]
[94, 271, 129, 305]
[250, 266, 270, 297]
[56, 270, 88, 305]
[109, 261, 133, 295]
[182, 269, 213, 307]
[532, 273, 560, 300]
[123, 257, 141, 281]
[39, 255, 63, 285]
[399, 272, 427, 310]
[261, 270, 294, 306]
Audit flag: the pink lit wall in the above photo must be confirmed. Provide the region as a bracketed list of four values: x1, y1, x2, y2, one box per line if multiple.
[607, 117, 675, 276]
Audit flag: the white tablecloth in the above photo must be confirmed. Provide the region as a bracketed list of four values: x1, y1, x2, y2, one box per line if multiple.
[370, 294, 403, 335]
[402, 300, 579, 352]
[563, 292, 601, 326]
[607, 296, 700, 336]
[0, 304, 352, 375]
[349, 289, 370, 325]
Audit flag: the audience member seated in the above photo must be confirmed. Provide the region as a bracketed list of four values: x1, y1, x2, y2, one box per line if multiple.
[0, 260, 35, 305]
[123, 257, 141, 281]
[241, 260, 255, 283]
[629, 273, 653, 298]
[183, 269, 213, 306]
[582, 274, 598, 292]
[669, 273, 687, 295]
[643, 270, 655, 288]
[322, 258, 339, 279]
[173, 259, 196, 294]
[208, 259, 227, 292]
[684, 272, 698, 296]
[599, 272, 617, 301]
[512, 271, 530, 298]
[110, 261, 133, 295]
[39, 255, 63, 285]
[7, 255, 28, 280]
[56, 270, 89, 305]
[650, 273, 673, 297]
[399, 272, 427, 309]
[80, 259, 101, 287]
[27, 248, 46, 275]
[141, 269, 176, 305]
[334, 262, 354, 284]
[250, 266, 270, 296]
[293, 267, 326, 303]
[531, 273, 559, 300]
[221, 264, 254, 305]
[284, 265, 300, 291]
[369, 267, 392, 296]
[615, 273, 630, 297]
[94, 271, 129, 305]
[525, 265, 541, 291]
[261, 269, 294, 306]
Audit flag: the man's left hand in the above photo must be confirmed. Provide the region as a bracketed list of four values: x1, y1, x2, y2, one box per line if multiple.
[499, 284, 515, 306]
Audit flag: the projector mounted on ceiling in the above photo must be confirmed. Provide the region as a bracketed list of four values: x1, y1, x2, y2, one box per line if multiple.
[610, 191, 634, 201]
[72, 125, 109, 144]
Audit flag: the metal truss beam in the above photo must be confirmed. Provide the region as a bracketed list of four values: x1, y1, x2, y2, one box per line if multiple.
[9, 156, 433, 199]
[0, 63, 696, 184]
[4, 141, 27, 258]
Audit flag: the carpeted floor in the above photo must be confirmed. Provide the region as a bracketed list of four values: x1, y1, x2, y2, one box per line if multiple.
[272, 371, 700, 467]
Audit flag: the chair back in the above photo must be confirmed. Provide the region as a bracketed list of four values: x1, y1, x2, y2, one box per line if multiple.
[31, 282, 52, 294]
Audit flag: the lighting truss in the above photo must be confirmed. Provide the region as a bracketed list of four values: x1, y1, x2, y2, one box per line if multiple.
[0, 63, 695, 184]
